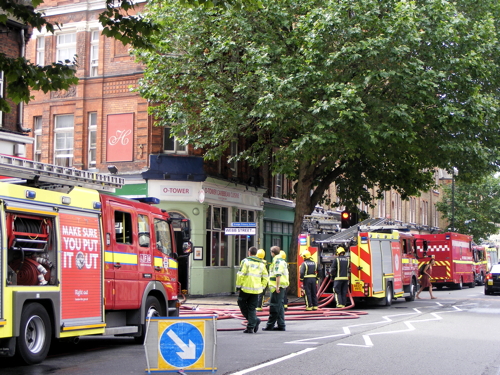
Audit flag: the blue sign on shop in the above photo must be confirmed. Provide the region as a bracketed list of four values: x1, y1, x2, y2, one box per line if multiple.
[231, 222, 256, 227]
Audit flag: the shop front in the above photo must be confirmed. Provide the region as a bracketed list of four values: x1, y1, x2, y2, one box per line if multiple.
[262, 197, 295, 264]
[147, 178, 264, 296]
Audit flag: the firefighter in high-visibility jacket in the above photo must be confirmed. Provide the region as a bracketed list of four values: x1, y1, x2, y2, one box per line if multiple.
[263, 246, 289, 331]
[300, 250, 319, 311]
[236, 246, 269, 333]
[330, 246, 349, 308]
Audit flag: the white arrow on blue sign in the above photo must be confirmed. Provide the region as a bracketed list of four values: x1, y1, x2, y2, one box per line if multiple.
[159, 322, 204, 368]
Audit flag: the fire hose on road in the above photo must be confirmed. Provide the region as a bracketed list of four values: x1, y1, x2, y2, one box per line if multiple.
[180, 277, 368, 331]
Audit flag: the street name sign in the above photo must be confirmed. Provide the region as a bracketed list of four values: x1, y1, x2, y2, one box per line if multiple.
[225, 227, 256, 235]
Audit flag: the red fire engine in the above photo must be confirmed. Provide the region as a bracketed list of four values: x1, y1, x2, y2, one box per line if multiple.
[298, 219, 419, 306]
[0, 156, 191, 364]
[414, 232, 474, 289]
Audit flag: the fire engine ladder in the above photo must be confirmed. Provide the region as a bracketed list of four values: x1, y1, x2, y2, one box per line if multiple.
[316, 217, 389, 245]
[0, 155, 124, 192]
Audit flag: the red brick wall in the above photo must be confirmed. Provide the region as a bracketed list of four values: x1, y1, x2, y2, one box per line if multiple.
[0, 23, 24, 133]
[24, 2, 149, 172]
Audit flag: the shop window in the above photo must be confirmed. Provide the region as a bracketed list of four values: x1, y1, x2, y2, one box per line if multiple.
[206, 205, 228, 266]
[272, 222, 282, 233]
[234, 209, 255, 266]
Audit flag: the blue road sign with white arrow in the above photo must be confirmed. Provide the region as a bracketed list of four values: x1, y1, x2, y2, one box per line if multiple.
[159, 322, 204, 368]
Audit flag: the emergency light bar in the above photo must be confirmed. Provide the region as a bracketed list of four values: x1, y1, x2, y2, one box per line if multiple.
[131, 197, 160, 205]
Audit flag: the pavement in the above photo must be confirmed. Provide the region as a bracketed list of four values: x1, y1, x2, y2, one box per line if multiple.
[180, 294, 240, 311]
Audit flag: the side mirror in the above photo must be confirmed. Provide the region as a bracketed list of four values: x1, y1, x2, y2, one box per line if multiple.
[183, 241, 193, 255]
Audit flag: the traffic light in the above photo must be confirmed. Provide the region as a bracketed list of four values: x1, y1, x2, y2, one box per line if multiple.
[341, 211, 351, 229]
[341, 211, 359, 228]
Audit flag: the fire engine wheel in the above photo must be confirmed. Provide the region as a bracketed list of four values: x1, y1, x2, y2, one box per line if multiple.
[455, 278, 463, 290]
[477, 274, 484, 286]
[384, 283, 393, 306]
[16, 303, 52, 365]
[135, 296, 164, 344]
[405, 278, 417, 302]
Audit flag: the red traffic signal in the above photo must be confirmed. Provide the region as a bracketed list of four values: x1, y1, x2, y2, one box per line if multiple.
[341, 211, 351, 228]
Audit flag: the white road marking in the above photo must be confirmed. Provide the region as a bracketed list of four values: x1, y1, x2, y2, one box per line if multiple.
[338, 305, 463, 347]
[228, 348, 316, 375]
[285, 310, 421, 345]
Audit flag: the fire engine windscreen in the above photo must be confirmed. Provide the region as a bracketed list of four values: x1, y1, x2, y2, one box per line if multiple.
[155, 219, 173, 256]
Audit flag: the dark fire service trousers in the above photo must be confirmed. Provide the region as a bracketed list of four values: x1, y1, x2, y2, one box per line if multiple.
[237, 290, 259, 329]
[334, 279, 348, 306]
[266, 288, 286, 329]
[303, 277, 318, 308]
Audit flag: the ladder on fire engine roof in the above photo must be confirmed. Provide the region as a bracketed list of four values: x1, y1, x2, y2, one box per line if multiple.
[0, 155, 124, 192]
[316, 217, 389, 245]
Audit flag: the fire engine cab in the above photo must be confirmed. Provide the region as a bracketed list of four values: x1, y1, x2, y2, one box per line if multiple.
[0, 155, 191, 364]
[298, 218, 419, 306]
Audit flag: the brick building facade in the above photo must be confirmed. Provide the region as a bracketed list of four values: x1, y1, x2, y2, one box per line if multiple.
[0, 9, 33, 156]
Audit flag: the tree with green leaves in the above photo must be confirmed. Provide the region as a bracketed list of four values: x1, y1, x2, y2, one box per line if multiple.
[437, 175, 500, 242]
[0, 0, 255, 113]
[136, 0, 500, 285]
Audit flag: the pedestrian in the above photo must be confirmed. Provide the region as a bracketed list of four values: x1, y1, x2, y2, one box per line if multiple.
[236, 246, 269, 333]
[256, 249, 267, 312]
[279, 250, 289, 311]
[300, 250, 319, 311]
[330, 246, 349, 308]
[263, 246, 289, 331]
[416, 257, 437, 300]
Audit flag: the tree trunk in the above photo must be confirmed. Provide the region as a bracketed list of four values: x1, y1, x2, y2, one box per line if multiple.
[288, 164, 315, 295]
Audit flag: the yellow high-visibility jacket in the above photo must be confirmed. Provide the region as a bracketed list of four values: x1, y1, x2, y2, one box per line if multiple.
[269, 257, 289, 292]
[236, 256, 268, 294]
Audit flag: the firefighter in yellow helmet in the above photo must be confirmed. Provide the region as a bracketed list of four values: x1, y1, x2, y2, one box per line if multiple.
[263, 246, 289, 331]
[330, 246, 349, 308]
[256, 249, 267, 311]
[300, 250, 319, 311]
[279, 250, 289, 311]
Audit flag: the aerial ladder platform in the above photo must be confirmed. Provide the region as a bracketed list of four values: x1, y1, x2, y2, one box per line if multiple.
[0, 154, 124, 192]
[316, 217, 391, 245]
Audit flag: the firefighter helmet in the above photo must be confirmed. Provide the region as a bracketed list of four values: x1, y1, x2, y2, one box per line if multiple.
[280, 250, 287, 260]
[257, 249, 266, 259]
[336, 246, 346, 255]
[301, 250, 311, 259]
